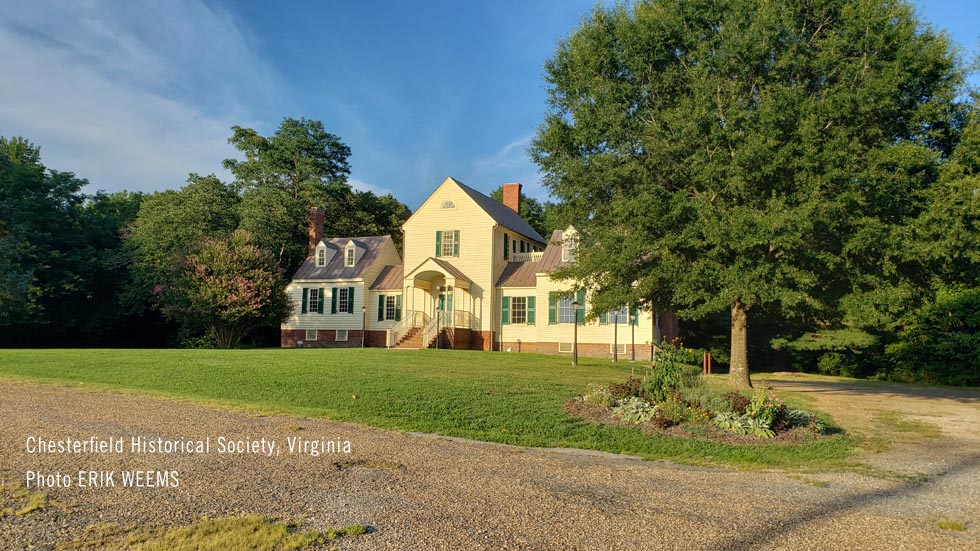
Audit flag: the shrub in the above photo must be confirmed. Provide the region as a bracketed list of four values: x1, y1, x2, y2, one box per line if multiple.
[643, 342, 704, 401]
[817, 352, 858, 378]
[611, 397, 659, 423]
[745, 389, 788, 427]
[726, 392, 750, 414]
[682, 385, 732, 414]
[608, 377, 645, 399]
[582, 384, 614, 408]
[657, 393, 691, 424]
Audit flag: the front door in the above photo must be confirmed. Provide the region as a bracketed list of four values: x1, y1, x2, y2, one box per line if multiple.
[437, 292, 453, 313]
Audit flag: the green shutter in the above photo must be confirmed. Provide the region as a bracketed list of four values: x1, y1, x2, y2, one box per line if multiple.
[600, 311, 608, 325]
[453, 230, 460, 257]
[435, 231, 442, 257]
[548, 292, 557, 325]
[348, 287, 355, 313]
[630, 306, 639, 325]
[501, 296, 510, 324]
[317, 288, 325, 313]
[504, 234, 509, 260]
[576, 290, 585, 323]
[378, 295, 385, 322]
[301, 288, 308, 314]
[395, 295, 401, 321]
[331, 288, 338, 314]
[527, 296, 535, 325]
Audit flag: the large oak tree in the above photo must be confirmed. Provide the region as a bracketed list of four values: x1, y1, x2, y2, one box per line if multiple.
[530, 0, 964, 387]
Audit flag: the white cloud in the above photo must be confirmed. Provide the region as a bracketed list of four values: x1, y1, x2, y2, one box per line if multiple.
[348, 177, 396, 198]
[470, 134, 551, 201]
[0, 0, 280, 193]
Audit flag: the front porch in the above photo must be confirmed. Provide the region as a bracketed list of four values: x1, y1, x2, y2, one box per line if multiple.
[387, 258, 482, 349]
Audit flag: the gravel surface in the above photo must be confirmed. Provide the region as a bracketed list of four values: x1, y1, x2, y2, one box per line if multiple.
[1, 378, 978, 550]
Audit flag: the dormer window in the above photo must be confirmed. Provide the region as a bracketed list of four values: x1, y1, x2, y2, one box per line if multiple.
[562, 237, 576, 262]
[345, 246, 355, 267]
[316, 248, 326, 267]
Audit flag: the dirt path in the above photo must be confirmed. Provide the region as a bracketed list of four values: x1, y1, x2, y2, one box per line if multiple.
[2, 379, 979, 550]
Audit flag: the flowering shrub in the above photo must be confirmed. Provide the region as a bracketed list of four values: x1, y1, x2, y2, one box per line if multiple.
[643, 340, 704, 401]
[745, 389, 788, 427]
[583, 384, 614, 408]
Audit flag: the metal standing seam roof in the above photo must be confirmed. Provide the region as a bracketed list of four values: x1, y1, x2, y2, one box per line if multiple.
[370, 265, 404, 290]
[292, 235, 394, 280]
[496, 261, 540, 287]
[449, 177, 547, 244]
[536, 229, 569, 274]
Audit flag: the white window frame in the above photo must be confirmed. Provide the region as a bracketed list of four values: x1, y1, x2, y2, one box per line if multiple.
[338, 287, 349, 314]
[511, 296, 527, 324]
[385, 295, 397, 321]
[558, 296, 575, 324]
[345, 246, 355, 267]
[316, 248, 326, 267]
[308, 288, 320, 313]
[305, 329, 318, 341]
[562, 237, 576, 262]
[558, 342, 573, 353]
[610, 307, 629, 324]
[610, 343, 627, 355]
[441, 230, 455, 257]
[335, 329, 349, 342]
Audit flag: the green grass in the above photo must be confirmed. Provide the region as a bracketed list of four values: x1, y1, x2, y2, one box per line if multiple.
[936, 519, 966, 531]
[58, 515, 364, 550]
[877, 411, 942, 439]
[0, 349, 853, 469]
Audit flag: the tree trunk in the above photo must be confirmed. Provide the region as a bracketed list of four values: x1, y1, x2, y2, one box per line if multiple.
[729, 299, 752, 388]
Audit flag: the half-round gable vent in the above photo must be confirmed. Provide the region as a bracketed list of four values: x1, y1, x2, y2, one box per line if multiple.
[441, 200, 456, 209]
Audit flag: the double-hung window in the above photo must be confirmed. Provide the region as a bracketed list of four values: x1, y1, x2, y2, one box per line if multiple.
[610, 307, 629, 324]
[308, 288, 320, 313]
[436, 230, 460, 257]
[338, 287, 349, 314]
[345, 247, 355, 266]
[385, 296, 397, 320]
[511, 297, 527, 324]
[316, 248, 325, 267]
[558, 296, 575, 324]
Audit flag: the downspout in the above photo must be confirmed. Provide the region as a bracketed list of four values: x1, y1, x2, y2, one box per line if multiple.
[491, 223, 498, 351]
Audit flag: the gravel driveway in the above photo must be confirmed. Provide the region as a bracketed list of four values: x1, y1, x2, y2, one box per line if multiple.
[1, 378, 978, 550]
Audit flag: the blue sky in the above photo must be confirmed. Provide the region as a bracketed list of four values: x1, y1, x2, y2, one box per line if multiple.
[1, 1, 977, 210]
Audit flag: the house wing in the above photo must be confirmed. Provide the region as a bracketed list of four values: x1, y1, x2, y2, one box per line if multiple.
[292, 235, 393, 280]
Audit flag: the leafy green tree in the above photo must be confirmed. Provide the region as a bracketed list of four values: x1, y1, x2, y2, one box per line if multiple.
[0, 137, 91, 336]
[226, 118, 351, 272]
[530, 0, 964, 387]
[169, 229, 290, 348]
[226, 118, 410, 270]
[128, 174, 240, 339]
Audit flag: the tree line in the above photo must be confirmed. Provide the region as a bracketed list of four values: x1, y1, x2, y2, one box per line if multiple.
[530, 0, 979, 387]
[0, 119, 410, 348]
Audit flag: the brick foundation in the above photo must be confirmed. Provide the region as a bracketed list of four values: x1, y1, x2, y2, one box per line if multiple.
[281, 329, 388, 348]
[500, 341, 654, 361]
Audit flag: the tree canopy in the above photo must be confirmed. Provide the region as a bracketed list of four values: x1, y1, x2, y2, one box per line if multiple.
[530, 0, 967, 387]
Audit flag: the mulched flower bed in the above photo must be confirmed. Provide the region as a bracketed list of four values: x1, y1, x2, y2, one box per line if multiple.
[565, 398, 825, 446]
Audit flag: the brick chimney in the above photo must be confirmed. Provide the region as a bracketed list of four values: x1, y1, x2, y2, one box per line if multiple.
[501, 182, 522, 213]
[308, 207, 325, 254]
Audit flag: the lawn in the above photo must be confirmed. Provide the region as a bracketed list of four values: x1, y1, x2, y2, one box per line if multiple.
[0, 348, 853, 469]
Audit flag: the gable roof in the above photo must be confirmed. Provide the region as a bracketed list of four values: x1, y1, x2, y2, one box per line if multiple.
[293, 235, 393, 280]
[370, 265, 403, 290]
[537, 229, 570, 274]
[448, 177, 546, 244]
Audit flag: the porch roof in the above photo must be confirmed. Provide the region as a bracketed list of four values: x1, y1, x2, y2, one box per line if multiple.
[404, 257, 472, 289]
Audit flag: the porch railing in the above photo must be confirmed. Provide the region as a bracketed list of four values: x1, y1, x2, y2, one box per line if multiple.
[452, 310, 481, 330]
[422, 310, 452, 348]
[511, 251, 544, 263]
[387, 309, 429, 347]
